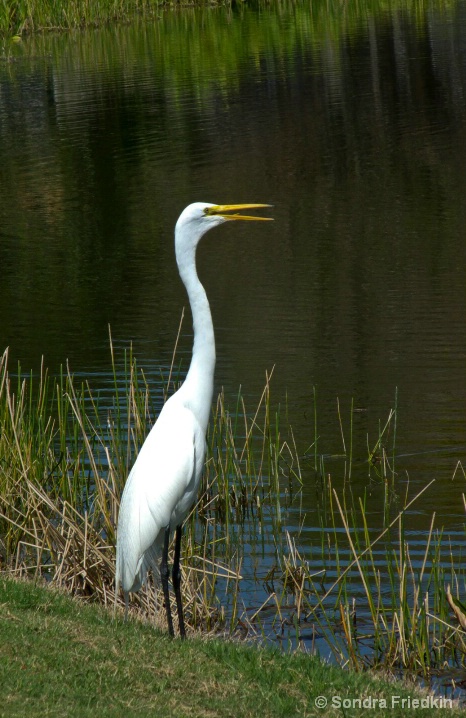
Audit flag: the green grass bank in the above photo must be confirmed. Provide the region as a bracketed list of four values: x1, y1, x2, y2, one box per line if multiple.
[0, 576, 460, 718]
[0, 0, 457, 37]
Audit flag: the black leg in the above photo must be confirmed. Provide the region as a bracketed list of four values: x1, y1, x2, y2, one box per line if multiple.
[172, 524, 186, 639]
[161, 525, 174, 637]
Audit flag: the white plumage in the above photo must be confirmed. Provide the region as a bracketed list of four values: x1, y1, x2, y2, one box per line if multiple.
[115, 202, 271, 637]
[116, 403, 203, 591]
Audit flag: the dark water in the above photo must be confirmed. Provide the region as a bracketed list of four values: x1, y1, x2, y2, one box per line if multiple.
[1, 2, 466, 671]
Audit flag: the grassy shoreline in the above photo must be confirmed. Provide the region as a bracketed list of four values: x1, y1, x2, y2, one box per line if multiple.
[0, 0, 458, 38]
[2, 0, 162, 36]
[2, 0, 211, 37]
[1, 576, 461, 717]
[1, 344, 466, 684]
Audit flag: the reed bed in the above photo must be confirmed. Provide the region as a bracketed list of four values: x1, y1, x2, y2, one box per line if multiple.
[0, 0, 456, 38]
[0, 0, 160, 36]
[1, 343, 466, 687]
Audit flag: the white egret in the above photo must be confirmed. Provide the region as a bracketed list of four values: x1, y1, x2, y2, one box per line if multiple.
[115, 202, 272, 638]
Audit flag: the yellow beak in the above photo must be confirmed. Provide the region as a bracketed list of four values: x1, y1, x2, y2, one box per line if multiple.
[205, 203, 273, 221]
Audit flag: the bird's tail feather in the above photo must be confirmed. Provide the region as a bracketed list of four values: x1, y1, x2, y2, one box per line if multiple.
[116, 540, 162, 594]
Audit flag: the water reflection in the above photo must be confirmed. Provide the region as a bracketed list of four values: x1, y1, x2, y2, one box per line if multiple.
[1, 1, 466, 663]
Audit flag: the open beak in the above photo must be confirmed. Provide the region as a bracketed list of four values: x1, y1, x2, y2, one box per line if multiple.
[205, 204, 273, 221]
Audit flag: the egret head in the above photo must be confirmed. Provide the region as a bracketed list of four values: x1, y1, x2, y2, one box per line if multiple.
[175, 202, 272, 258]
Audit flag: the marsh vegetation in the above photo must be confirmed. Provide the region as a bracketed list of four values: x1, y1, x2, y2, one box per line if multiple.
[1, 340, 465, 694]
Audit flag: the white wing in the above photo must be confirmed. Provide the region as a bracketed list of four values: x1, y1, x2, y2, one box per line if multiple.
[115, 397, 206, 594]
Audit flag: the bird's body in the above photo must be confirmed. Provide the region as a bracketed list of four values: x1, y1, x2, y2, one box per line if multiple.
[115, 202, 271, 636]
[115, 397, 206, 592]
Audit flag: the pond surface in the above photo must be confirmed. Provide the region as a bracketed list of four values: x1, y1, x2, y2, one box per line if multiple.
[1, 0, 466, 675]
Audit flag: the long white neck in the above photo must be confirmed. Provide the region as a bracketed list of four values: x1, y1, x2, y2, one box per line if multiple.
[175, 233, 216, 434]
